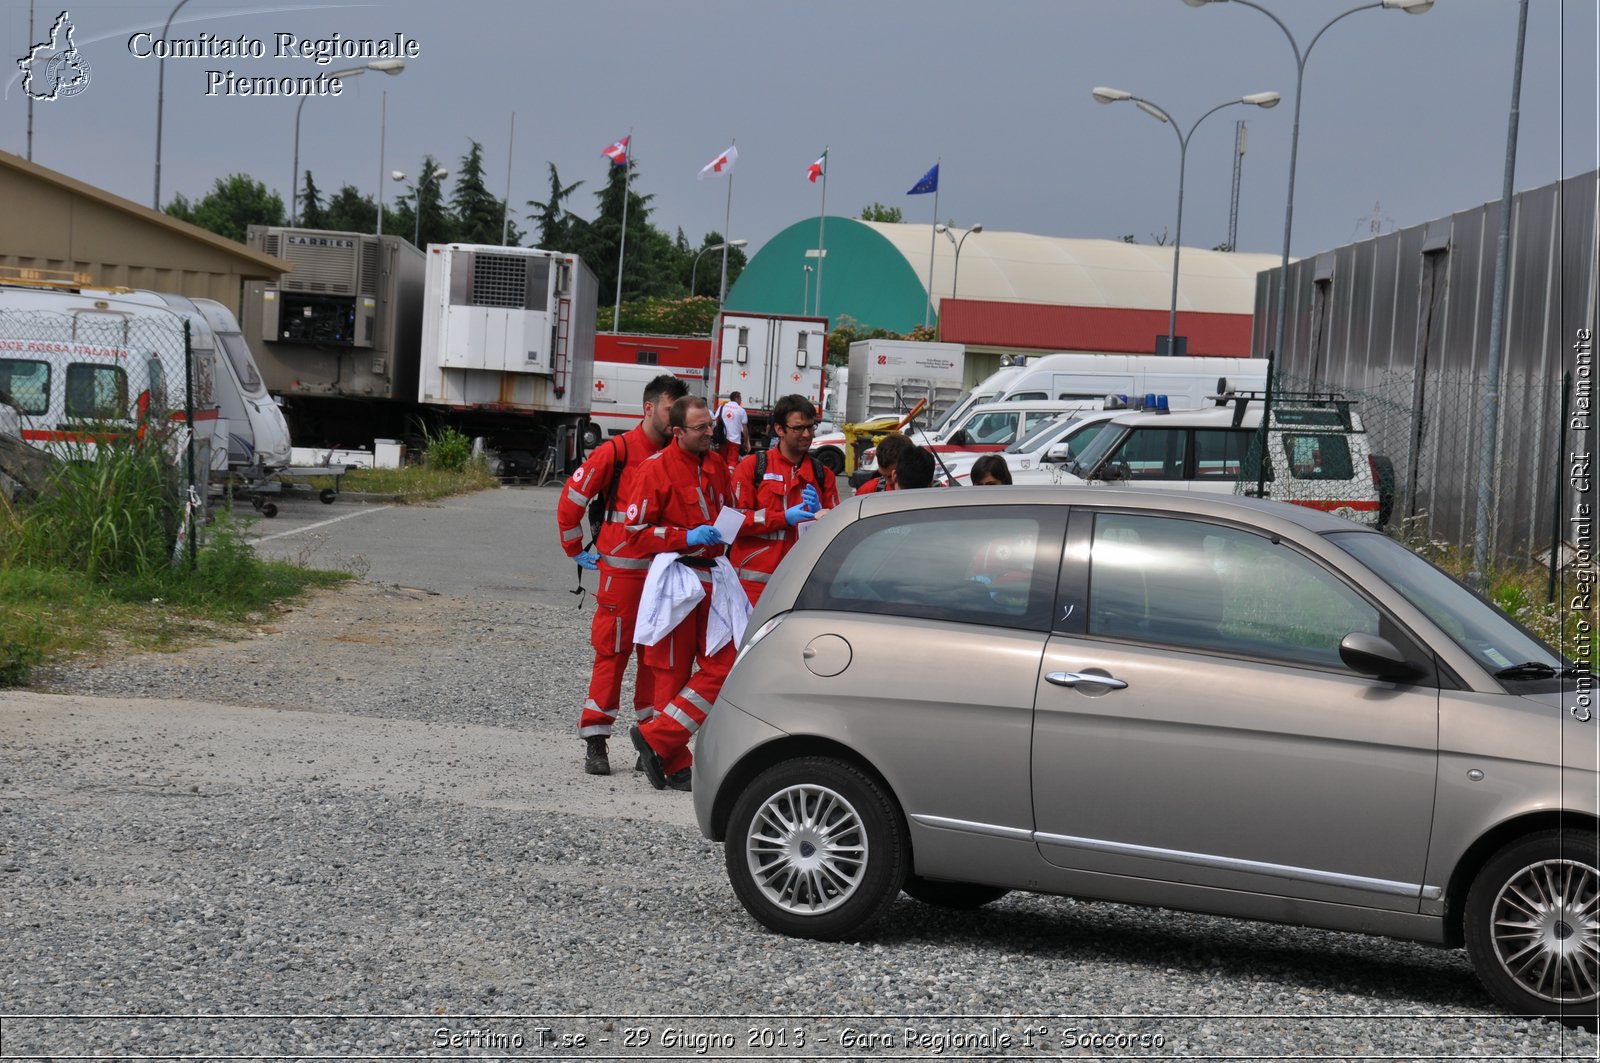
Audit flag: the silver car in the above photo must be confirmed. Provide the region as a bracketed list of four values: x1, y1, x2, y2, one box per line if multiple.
[693, 487, 1597, 1027]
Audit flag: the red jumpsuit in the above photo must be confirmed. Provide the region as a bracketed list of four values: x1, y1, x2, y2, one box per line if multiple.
[854, 475, 886, 496]
[555, 426, 664, 738]
[729, 449, 840, 604]
[622, 442, 736, 776]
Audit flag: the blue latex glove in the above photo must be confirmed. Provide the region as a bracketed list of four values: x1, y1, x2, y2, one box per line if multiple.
[800, 484, 821, 513]
[970, 573, 993, 585]
[574, 550, 599, 571]
[785, 502, 817, 526]
[685, 524, 723, 548]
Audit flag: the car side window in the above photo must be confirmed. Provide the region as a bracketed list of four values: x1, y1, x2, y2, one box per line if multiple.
[1087, 513, 1380, 669]
[64, 363, 128, 420]
[1113, 427, 1186, 479]
[797, 508, 1062, 632]
[1193, 429, 1253, 480]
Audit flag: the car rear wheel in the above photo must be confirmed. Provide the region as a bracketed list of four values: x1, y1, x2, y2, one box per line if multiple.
[902, 875, 1010, 909]
[725, 757, 906, 940]
[815, 446, 845, 475]
[1463, 829, 1599, 1028]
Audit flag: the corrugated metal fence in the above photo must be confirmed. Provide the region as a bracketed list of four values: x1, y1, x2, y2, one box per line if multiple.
[1253, 169, 1597, 557]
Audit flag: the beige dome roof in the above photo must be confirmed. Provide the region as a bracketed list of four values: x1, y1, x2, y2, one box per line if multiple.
[859, 222, 1282, 315]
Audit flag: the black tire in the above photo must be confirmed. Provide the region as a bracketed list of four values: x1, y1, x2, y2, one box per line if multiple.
[581, 422, 602, 451]
[816, 446, 845, 475]
[1463, 829, 1599, 1029]
[319, 488, 337, 505]
[725, 757, 907, 940]
[902, 875, 1010, 910]
[259, 502, 278, 519]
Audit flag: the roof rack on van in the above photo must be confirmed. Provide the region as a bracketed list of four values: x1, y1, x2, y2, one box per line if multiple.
[0, 265, 98, 291]
[1212, 389, 1357, 431]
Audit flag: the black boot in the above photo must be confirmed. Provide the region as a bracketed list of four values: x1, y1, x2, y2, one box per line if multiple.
[583, 736, 611, 776]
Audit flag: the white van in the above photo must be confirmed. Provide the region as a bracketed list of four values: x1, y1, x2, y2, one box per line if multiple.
[997, 354, 1268, 408]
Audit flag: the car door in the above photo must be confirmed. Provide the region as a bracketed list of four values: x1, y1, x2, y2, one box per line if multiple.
[1031, 509, 1440, 913]
[784, 505, 1068, 859]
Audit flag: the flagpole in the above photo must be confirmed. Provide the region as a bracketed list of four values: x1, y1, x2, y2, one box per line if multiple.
[718, 137, 737, 306]
[924, 156, 940, 329]
[612, 128, 632, 332]
[501, 111, 515, 245]
[815, 147, 828, 317]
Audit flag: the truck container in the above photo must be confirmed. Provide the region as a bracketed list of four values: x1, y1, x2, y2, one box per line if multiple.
[712, 311, 828, 436]
[844, 339, 965, 424]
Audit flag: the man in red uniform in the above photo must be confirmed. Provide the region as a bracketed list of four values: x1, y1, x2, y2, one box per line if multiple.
[623, 396, 736, 792]
[555, 373, 689, 776]
[728, 393, 839, 604]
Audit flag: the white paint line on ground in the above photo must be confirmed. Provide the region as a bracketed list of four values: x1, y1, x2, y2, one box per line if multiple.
[253, 505, 393, 543]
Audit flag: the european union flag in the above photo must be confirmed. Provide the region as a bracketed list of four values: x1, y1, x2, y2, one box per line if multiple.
[906, 163, 939, 196]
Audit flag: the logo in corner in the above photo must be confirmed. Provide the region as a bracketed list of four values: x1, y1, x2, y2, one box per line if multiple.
[18, 11, 92, 102]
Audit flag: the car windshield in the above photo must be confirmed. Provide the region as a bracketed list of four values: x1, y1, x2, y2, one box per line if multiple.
[1068, 420, 1131, 476]
[931, 392, 991, 435]
[1329, 531, 1567, 679]
[1007, 413, 1076, 454]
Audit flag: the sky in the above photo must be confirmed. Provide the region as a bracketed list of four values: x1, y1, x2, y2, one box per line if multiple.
[2, 0, 1596, 265]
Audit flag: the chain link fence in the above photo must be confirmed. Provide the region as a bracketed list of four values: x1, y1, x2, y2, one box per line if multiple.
[0, 306, 205, 565]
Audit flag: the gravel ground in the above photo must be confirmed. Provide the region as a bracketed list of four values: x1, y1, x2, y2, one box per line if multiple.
[3, 488, 1596, 1060]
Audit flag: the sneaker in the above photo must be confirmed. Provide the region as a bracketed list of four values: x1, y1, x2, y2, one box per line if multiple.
[666, 767, 692, 792]
[583, 737, 610, 776]
[629, 726, 667, 790]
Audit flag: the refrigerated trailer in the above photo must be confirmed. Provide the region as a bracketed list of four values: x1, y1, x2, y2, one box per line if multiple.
[242, 226, 426, 441]
[417, 243, 597, 468]
[590, 332, 713, 445]
[713, 311, 828, 436]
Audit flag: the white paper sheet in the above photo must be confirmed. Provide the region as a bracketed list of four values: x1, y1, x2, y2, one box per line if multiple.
[713, 506, 746, 544]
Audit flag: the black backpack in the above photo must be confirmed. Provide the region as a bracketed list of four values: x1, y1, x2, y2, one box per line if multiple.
[583, 436, 628, 551]
[712, 407, 729, 447]
[754, 450, 828, 497]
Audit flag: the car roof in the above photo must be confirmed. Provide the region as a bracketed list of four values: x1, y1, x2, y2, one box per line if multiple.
[1103, 404, 1255, 428]
[965, 398, 1104, 414]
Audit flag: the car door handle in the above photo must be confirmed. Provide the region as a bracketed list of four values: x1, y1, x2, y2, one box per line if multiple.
[1046, 671, 1127, 690]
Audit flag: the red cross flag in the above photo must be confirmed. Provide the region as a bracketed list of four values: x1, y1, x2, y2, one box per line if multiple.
[601, 136, 630, 167]
[698, 145, 738, 180]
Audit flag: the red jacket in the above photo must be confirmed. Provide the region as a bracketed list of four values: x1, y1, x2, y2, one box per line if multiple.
[622, 441, 733, 559]
[728, 448, 839, 584]
[854, 475, 886, 496]
[555, 426, 664, 565]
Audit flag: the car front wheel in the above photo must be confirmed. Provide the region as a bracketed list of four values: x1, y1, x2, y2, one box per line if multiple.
[725, 757, 906, 940]
[1463, 829, 1599, 1028]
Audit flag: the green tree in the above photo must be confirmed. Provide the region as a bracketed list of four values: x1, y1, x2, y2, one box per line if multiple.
[299, 171, 326, 230]
[450, 140, 521, 245]
[391, 155, 457, 247]
[686, 230, 747, 299]
[860, 202, 903, 223]
[572, 157, 683, 304]
[322, 184, 382, 234]
[607, 295, 720, 335]
[527, 162, 584, 249]
[163, 174, 284, 243]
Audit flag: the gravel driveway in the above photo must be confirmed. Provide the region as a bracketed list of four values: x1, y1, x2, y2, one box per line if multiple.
[3, 487, 1594, 1059]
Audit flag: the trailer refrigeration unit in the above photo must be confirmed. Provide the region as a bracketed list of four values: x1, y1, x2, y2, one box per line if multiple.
[712, 311, 828, 437]
[590, 332, 713, 446]
[241, 226, 426, 442]
[418, 244, 597, 470]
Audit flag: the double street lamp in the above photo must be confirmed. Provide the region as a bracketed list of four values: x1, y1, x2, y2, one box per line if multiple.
[394, 165, 450, 247]
[1182, 0, 1434, 362]
[1093, 87, 1280, 350]
[690, 239, 747, 300]
[935, 223, 983, 300]
[290, 59, 405, 226]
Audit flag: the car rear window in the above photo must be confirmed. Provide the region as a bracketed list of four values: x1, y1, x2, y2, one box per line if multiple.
[1283, 433, 1354, 480]
[797, 507, 1062, 632]
[0, 358, 49, 415]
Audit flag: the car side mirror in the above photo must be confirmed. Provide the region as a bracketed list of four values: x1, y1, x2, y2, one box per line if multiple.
[1045, 443, 1073, 464]
[1339, 632, 1425, 682]
[949, 429, 970, 446]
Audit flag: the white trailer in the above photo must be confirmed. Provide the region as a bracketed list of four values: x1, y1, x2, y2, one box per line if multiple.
[712, 311, 828, 434]
[418, 244, 597, 466]
[845, 339, 965, 424]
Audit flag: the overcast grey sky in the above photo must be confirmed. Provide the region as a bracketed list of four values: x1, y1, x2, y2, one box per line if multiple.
[3, 0, 1596, 262]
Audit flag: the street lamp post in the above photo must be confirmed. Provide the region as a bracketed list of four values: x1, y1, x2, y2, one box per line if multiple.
[935, 223, 983, 300]
[1182, 0, 1434, 363]
[152, 0, 193, 209]
[690, 239, 747, 299]
[290, 59, 405, 226]
[407, 166, 449, 247]
[802, 264, 813, 315]
[1093, 87, 1280, 350]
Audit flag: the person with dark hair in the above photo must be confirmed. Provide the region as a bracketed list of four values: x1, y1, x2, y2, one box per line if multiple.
[728, 393, 838, 604]
[624, 395, 742, 793]
[854, 431, 912, 495]
[895, 445, 936, 490]
[969, 453, 1013, 486]
[556, 372, 691, 776]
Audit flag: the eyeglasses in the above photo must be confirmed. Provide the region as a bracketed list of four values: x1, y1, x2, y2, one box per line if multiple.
[681, 421, 716, 434]
[781, 422, 817, 435]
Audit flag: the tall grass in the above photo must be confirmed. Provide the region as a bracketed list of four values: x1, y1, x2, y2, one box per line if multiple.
[421, 423, 474, 472]
[0, 426, 347, 686]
